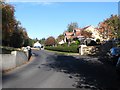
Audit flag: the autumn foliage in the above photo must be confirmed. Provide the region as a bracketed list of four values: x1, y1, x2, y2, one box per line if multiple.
[98, 15, 120, 39]
[45, 36, 56, 46]
[1, 1, 30, 47]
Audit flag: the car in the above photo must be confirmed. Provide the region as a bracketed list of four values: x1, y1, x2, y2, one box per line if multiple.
[116, 57, 120, 76]
[41, 45, 44, 50]
[34, 46, 41, 48]
[108, 47, 120, 65]
[116, 57, 120, 70]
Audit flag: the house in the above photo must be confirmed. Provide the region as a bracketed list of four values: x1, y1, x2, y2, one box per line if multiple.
[83, 25, 102, 41]
[63, 25, 103, 44]
[64, 32, 74, 42]
[73, 28, 86, 40]
[63, 28, 84, 43]
[58, 40, 65, 44]
[33, 41, 41, 48]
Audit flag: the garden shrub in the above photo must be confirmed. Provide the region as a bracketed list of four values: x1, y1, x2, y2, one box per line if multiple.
[75, 40, 80, 45]
[70, 43, 77, 46]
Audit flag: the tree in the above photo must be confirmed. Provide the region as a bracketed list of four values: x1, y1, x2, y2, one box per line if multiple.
[10, 30, 24, 48]
[56, 34, 64, 42]
[24, 38, 34, 47]
[105, 15, 120, 39]
[99, 15, 120, 39]
[1, 2, 16, 46]
[45, 36, 56, 46]
[67, 22, 78, 32]
[39, 38, 46, 44]
[1, 1, 30, 47]
[10, 20, 29, 47]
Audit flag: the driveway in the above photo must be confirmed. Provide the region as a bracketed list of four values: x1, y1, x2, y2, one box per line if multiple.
[2, 50, 120, 89]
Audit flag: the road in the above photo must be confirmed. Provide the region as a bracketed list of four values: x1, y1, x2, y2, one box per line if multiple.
[2, 50, 120, 89]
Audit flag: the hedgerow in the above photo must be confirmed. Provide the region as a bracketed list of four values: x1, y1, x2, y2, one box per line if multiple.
[45, 45, 79, 53]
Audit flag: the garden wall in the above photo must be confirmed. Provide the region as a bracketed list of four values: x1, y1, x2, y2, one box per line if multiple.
[0, 50, 28, 72]
[79, 45, 98, 55]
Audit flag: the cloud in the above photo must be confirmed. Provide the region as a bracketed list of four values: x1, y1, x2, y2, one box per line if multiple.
[34, 2, 54, 6]
[9, 2, 55, 8]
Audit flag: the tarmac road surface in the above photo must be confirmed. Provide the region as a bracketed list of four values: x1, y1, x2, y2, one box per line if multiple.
[2, 50, 120, 89]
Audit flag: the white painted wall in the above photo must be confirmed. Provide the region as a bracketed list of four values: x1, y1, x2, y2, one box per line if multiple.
[12, 51, 28, 66]
[2, 54, 16, 71]
[0, 50, 28, 71]
[0, 54, 2, 72]
[79, 45, 95, 55]
[0, 54, 2, 90]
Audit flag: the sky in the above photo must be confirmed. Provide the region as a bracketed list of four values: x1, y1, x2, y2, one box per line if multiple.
[9, 2, 118, 39]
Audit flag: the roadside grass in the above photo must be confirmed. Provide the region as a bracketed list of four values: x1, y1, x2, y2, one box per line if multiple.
[45, 49, 79, 56]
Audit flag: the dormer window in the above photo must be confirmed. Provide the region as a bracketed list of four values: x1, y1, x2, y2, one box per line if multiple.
[74, 32, 76, 36]
[73, 29, 76, 33]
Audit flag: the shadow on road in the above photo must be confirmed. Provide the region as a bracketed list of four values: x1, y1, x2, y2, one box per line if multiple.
[46, 54, 120, 90]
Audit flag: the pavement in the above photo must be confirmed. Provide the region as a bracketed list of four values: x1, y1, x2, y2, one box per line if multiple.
[2, 50, 120, 89]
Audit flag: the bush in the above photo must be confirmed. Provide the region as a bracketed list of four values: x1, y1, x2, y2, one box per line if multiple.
[70, 43, 76, 46]
[75, 40, 80, 45]
[45, 45, 79, 53]
[62, 43, 68, 47]
[96, 38, 100, 43]
[0, 46, 23, 54]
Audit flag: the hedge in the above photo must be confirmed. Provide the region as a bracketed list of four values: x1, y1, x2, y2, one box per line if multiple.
[45, 46, 79, 53]
[0, 46, 24, 54]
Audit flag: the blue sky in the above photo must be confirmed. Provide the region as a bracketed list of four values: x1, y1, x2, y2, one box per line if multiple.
[10, 2, 118, 39]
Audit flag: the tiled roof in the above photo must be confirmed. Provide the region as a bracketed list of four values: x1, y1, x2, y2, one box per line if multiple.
[65, 32, 74, 36]
[82, 25, 91, 30]
[75, 31, 81, 36]
[74, 28, 81, 31]
[66, 36, 73, 39]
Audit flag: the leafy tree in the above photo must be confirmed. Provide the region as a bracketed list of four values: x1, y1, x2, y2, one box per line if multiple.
[56, 34, 64, 42]
[45, 36, 56, 46]
[11, 20, 28, 47]
[28, 38, 34, 46]
[24, 38, 34, 47]
[35, 38, 39, 42]
[99, 15, 120, 39]
[105, 15, 120, 38]
[10, 30, 24, 48]
[39, 38, 46, 44]
[1, 1, 30, 48]
[67, 22, 78, 32]
[1, 2, 16, 46]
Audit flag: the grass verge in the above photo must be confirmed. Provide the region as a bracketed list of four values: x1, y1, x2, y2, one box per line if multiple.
[45, 49, 79, 56]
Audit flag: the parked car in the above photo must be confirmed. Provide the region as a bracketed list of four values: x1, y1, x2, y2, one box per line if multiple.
[34, 46, 41, 48]
[116, 57, 120, 76]
[107, 47, 120, 65]
[41, 45, 44, 50]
